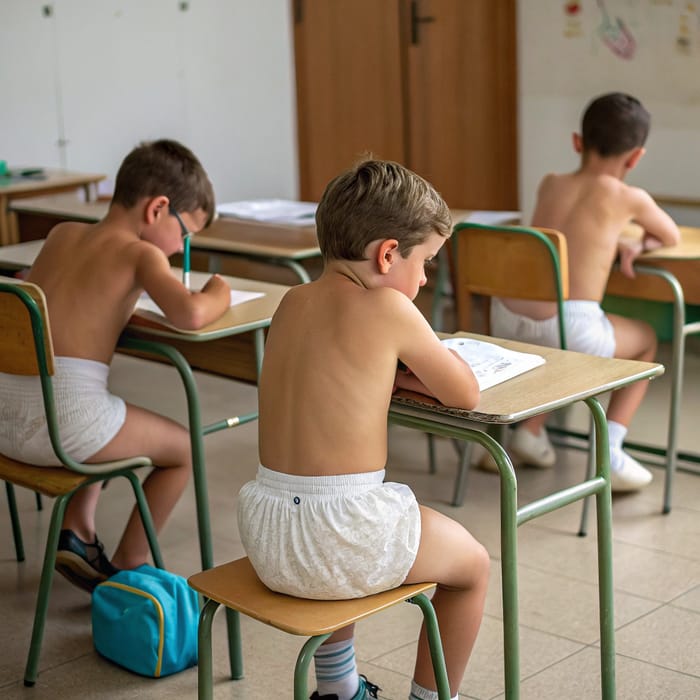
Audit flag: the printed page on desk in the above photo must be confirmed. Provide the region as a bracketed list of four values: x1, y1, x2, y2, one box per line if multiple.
[216, 199, 317, 226]
[441, 337, 545, 391]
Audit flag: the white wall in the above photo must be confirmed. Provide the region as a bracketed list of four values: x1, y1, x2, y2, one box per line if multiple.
[5, 1, 699, 221]
[0, 0, 299, 203]
[518, 0, 700, 224]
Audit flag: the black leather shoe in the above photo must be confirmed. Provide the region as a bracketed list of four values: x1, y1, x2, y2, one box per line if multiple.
[55, 529, 120, 593]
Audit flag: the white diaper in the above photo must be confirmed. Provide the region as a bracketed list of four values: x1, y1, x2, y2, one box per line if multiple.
[490, 298, 616, 358]
[0, 356, 126, 466]
[238, 465, 421, 600]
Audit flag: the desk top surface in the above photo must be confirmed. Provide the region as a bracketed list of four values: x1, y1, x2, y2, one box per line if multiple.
[7, 196, 491, 261]
[621, 223, 700, 260]
[391, 332, 663, 424]
[127, 270, 289, 340]
[8, 194, 321, 259]
[0, 169, 105, 196]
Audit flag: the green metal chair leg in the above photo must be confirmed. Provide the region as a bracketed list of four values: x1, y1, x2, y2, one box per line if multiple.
[198, 598, 221, 700]
[123, 470, 164, 569]
[451, 441, 473, 506]
[294, 633, 332, 699]
[577, 417, 596, 537]
[408, 593, 451, 699]
[5, 482, 25, 562]
[24, 492, 70, 686]
[226, 609, 243, 679]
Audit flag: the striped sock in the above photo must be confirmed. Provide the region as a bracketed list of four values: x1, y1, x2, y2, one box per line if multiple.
[314, 639, 359, 700]
[409, 679, 458, 700]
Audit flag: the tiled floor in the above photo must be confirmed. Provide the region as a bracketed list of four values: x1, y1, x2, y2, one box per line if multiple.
[1, 310, 700, 698]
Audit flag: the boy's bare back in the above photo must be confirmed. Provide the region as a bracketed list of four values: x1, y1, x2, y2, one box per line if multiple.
[27, 207, 229, 364]
[259, 260, 479, 477]
[28, 220, 154, 363]
[530, 171, 676, 301]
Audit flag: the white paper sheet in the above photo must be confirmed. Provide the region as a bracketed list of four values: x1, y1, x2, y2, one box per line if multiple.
[441, 337, 545, 391]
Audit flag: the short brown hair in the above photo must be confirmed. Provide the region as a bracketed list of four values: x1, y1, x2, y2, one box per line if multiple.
[112, 139, 216, 225]
[581, 93, 650, 157]
[315, 159, 451, 262]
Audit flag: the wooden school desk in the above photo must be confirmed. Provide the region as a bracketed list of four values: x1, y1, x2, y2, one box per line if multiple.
[121, 270, 289, 681]
[9, 194, 321, 283]
[0, 170, 105, 246]
[390, 332, 663, 700]
[121, 269, 289, 565]
[604, 225, 700, 513]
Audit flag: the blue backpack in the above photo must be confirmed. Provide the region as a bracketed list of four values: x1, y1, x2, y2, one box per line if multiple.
[92, 564, 199, 677]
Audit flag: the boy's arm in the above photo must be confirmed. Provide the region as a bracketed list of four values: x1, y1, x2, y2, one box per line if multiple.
[391, 293, 480, 410]
[627, 186, 681, 248]
[135, 246, 231, 330]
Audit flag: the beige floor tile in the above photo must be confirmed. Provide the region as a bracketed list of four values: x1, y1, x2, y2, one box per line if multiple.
[509, 645, 700, 700]
[483, 564, 659, 644]
[615, 604, 700, 676]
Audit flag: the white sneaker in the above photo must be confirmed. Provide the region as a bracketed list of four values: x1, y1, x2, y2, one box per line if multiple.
[509, 425, 556, 469]
[609, 450, 653, 492]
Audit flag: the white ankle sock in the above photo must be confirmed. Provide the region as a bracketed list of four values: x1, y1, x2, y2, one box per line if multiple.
[607, 420, 628, 472]
[314, 639, 359, 700]
[409, 679, 458, 700]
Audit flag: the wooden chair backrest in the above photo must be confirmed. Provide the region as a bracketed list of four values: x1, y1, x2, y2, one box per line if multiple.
[453, 224, 569, 333]
[0, 277, 54, 376]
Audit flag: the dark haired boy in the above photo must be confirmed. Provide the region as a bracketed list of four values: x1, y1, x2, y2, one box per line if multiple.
[487, 92, 680, 491]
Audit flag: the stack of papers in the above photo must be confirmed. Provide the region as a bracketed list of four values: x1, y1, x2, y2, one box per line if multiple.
[441, 337, 545, 391]
[216, 199, 317, 226]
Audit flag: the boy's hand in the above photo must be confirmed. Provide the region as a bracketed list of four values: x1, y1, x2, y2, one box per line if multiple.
[618, 233, 664, 278]
[200, 273, 230, 297]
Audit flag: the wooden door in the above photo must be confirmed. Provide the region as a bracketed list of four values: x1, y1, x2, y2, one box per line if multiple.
[293, 0, 518, 209]
[293, 0, 408, 200]
[406, 0, 518, 209]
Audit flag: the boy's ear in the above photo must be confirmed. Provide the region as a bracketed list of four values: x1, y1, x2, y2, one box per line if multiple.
[377, 239, 400, 274]
[624, 146, 645, 171]
[144, 196, 170, 224]
[572, 132, 583, 154]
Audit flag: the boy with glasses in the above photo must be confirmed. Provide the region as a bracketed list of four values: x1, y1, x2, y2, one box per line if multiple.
[0, 139, 230, 590]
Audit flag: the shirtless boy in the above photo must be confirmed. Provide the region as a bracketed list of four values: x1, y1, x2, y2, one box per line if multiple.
[489, 92, 680, 491]
[238, 160, 490, 700]
[0, 139, 231, 590]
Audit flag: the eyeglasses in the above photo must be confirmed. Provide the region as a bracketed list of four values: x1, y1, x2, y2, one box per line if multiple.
[169, 205, 193, 239]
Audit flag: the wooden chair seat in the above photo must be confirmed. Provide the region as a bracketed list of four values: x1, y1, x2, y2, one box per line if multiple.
[189, 556, 436, 636]
[0, 454, 91, 497]
[188, 556, 451, 699]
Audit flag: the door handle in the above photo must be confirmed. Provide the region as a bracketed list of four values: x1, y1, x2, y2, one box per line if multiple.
[411, 0, 435, 45]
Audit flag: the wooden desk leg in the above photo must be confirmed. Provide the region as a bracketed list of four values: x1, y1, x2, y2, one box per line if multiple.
[0, 195, 10, 246]
[7, 209, 19, 245]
